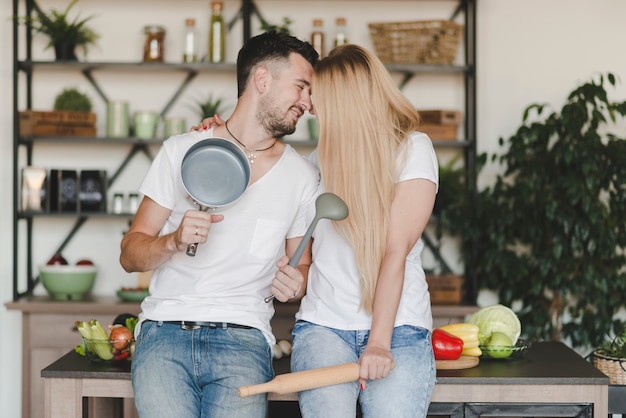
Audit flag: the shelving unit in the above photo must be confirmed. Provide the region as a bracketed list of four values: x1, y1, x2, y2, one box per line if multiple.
[12, 0, 477, 302]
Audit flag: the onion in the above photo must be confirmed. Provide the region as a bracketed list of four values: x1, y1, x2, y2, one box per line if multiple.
[109, 324, 133, 350]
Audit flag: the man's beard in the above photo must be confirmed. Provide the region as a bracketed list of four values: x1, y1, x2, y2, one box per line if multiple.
[257, 95, 299, 138]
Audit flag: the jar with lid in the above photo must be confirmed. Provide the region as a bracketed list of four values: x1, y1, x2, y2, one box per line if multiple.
[182, 18, 198, 63]
[310, 19, 325, 59]
[143, 25, 166, 62]
[333, 17, 348, 48]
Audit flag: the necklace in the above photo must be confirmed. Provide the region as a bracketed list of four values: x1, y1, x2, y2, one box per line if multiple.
[225, 120, 277, 164]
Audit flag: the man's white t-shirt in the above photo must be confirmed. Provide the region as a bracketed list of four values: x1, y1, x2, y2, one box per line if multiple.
[137, 129, 319, 345]
[297, 131, 439, 331]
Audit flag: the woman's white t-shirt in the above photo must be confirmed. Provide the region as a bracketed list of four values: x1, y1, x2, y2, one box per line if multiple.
[297, 131, 439, 331]
[137, 129, 319, 345]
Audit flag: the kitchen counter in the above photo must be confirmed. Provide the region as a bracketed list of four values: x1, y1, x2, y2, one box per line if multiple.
[6, 295, 476, 418]
[41, 342, 610, 417]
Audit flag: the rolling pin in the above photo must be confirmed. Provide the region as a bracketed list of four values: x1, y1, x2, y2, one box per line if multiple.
[238, 363, 360, 397]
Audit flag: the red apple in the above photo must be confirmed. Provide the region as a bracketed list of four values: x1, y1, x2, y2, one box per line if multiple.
[76, 259, 94, 266]
[47, 253, 68, 266]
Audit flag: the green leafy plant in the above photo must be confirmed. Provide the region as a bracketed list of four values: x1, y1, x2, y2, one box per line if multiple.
[597, 327, 626, 358]
[18, 0, 99, 60]
[259, 17, 293, 35]
[444, 73, 626, 349]
[54, 88, 92, 111]
[191, 93, 229, 119]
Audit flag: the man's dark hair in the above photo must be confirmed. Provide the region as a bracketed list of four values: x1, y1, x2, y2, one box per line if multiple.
[236, 31, 319, 97]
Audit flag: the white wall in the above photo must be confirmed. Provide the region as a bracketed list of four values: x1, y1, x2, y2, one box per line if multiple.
[1, 0, 626, 416]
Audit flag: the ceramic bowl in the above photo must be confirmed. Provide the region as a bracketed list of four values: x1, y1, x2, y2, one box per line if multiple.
[39, 265, 97, 300]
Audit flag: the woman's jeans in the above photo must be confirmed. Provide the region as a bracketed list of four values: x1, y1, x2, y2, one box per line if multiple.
[131, 321, 273, 418]
[291, 321, 436, 418]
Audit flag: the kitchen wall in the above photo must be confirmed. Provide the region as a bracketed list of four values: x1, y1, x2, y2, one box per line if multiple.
[1, 0, 626, 416]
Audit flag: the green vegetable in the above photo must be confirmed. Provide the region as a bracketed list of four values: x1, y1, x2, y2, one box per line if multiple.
[89, 319, 114, 360]
[482, 331, 514, 359]
[467, 304, 521, 345]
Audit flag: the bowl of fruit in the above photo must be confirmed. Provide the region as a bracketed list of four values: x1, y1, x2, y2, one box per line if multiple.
[76, 316, 137, 363]
[40, 254, 97, 301]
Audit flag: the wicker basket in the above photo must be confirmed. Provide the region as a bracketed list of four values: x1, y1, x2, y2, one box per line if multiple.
[593, 350, 626, 384]
[368, 20, 463, 65]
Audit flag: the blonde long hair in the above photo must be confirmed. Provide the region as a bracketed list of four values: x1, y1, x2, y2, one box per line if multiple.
[315, 45, 421, 313]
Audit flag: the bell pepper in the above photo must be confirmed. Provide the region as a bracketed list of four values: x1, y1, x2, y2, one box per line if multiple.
[432, 328, 464, 360]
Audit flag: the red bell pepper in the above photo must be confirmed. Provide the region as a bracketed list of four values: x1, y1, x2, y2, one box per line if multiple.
[432, 328, 463, 360]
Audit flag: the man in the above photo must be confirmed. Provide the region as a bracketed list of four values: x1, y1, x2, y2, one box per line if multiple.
[119, 31, 319, 418]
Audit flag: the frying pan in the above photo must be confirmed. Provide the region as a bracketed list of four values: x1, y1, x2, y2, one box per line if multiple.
[181, 137, 251, 256]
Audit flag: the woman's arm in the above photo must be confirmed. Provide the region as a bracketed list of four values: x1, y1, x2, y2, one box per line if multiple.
[358, 178, 437, 387]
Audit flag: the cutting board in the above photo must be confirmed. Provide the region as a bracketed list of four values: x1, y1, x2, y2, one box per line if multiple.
[436, 355, 479, 370]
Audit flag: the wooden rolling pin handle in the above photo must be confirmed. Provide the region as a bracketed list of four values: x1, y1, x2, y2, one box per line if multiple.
[238, 362, 360, 398]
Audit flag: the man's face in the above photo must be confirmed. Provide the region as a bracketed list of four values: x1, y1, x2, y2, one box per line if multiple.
[257, 53, 313, 137]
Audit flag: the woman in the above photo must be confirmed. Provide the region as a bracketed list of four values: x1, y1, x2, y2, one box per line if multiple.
[194, 44, 438, 417]
[291, 44, 438, 417]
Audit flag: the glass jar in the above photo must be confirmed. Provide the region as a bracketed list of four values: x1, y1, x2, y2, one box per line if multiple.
[143, 25, 166, 62]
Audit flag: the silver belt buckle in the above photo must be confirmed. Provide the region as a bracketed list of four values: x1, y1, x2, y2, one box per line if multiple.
[180, 322, 201, 330]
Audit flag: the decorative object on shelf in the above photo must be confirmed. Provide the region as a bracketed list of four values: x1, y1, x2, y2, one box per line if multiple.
[21, 167, 48, 212]
[368, 19, 463, 65]
[78, 170, 107, 213]
[593, 326, 626, 384]
[19, 87, 97, 137]
[54, 87, 93, 111]
[182, 18, 198, 63]
[259, 16, 293, 35]
[49, 169, 78, 212]
[208, 1, 225, 63]
[333, 17, 348, 48]
[163, 117, 187, 137]
[16, 0, 99, 61]
[448, 73, 626, 348]
[106, 100, 130, 138]
[192, 92, 230, 119]
[39, 264, 97, 300]
[310, 18, 325, 58]
[143, 25, 166, 62]
[307, 118, 318, 141]
[426, 274, 463, 305]
[133, 111, 159, 139]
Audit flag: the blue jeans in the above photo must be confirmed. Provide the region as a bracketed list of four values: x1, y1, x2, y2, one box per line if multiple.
[291, 321, 435, 418]
[131, 321, 273, 418]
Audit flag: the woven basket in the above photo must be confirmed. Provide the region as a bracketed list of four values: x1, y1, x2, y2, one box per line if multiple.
[593, 349, 626, 384]
[368, 20, 463, 65]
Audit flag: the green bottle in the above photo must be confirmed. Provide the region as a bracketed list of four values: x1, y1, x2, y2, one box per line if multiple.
[208, 1, 225, 63]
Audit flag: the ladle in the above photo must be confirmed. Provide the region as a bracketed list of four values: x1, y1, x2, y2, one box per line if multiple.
[264, 192, 349, 303]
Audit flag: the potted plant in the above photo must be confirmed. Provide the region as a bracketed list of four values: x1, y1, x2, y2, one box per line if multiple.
[443, 73, 626, 349]
[260, 17, 293, 34]
[191, 92, 230, 120]
[54, 87, 93, 112]
[593, 327, 626, 384]
[18, 0, 99, 61]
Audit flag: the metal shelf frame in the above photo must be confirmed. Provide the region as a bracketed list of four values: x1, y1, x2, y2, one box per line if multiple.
[11, 0, 477, 301]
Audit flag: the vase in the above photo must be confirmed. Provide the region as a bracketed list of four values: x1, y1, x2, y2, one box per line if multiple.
[54, 42, 78, 61]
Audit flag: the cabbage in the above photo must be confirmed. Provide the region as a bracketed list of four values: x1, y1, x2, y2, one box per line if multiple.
[467, 304, 521, 345]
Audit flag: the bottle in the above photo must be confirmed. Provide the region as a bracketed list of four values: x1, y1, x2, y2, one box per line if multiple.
[310, 19, 325, 59]
[183, 18, 198, 63]
[333, 17, 348, 48]
[208, 1, 225, 63]
[143, 25, 166, 62]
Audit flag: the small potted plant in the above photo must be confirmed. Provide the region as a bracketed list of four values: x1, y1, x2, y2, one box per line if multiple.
[593, 327, 626, 385]
[260, 17, 293, 35]
[191, 92, 230, 120]
[54, 87, 93, 112]
[18, 0, 99, 61]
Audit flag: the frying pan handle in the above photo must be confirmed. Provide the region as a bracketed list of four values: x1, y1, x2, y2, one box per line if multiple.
[186, 204, 209, 257]
[186, 243, 199, 257]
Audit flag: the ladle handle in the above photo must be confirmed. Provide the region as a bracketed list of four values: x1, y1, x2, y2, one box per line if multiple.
[264, 216, 320, 303]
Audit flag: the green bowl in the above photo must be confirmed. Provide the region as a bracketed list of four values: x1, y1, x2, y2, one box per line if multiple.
[39, 265, 97, 300]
